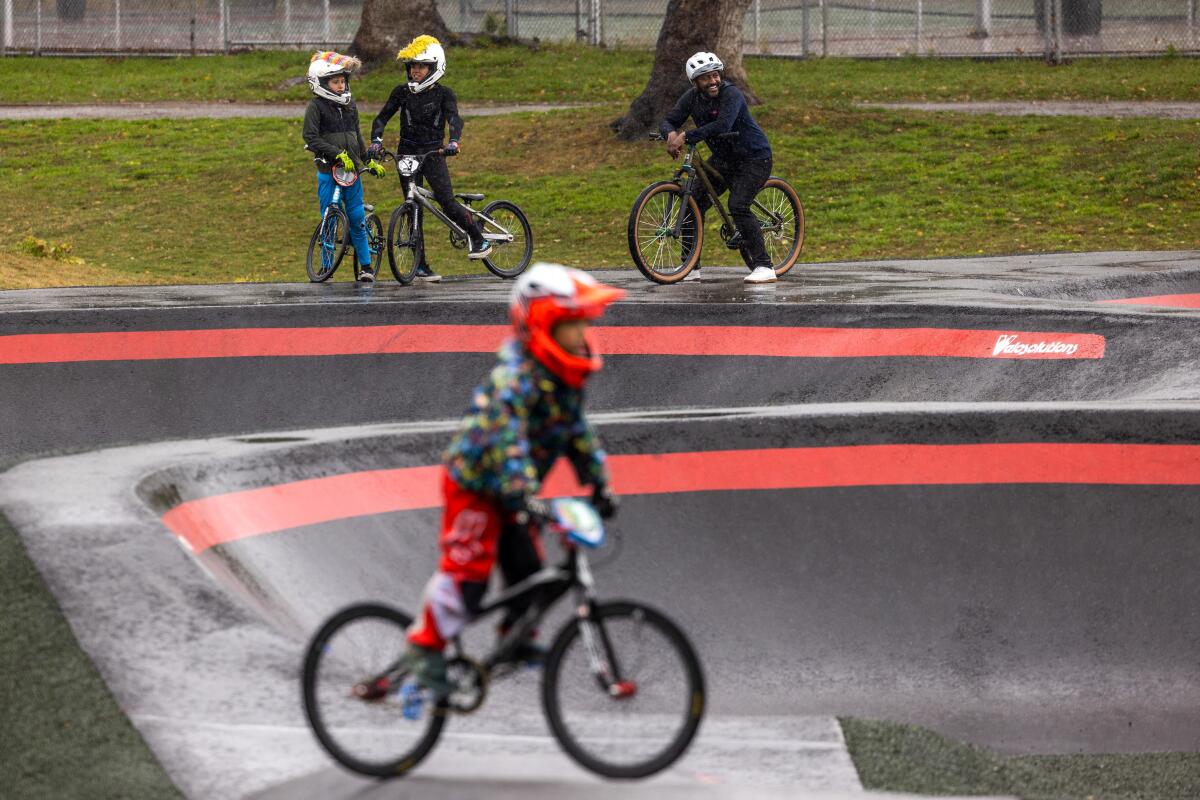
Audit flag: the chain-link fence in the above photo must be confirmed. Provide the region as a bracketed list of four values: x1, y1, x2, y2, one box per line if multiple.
[2, 0, 1197, 57]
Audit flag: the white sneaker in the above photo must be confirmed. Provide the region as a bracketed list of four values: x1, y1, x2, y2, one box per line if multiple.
[681, 268, 701, 282]
[744, 266, 777, 284]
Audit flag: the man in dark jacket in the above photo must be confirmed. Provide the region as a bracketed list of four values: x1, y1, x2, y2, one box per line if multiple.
[661, 51, 777, 284]
[369, 35, 491, 283]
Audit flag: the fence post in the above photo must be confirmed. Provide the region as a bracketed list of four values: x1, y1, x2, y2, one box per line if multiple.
[220, 0, 229, 52]
[973, 0, 991, 37]
[575, 0, 583, 40]
[3, 0, 12, 55]
[752, 0, 760, 47]
[914, 0, 922, 52]
[283, 0, 290, 43]
[115, 0, 121, 50]
[321, 0, 330, 43]
[801, 0, 809, 56]
[1051, 0, 1063, 61]
[35, 0, 41, 54]
[821, 0, 828, 56]
[505, 0, 514, 38]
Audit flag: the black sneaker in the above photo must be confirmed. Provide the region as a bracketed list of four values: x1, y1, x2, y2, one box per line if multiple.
[414, 265, 442, 284]
[468, 238, 492, 260]
[498, 638, 547, 666]
[357, 266, 376, 283]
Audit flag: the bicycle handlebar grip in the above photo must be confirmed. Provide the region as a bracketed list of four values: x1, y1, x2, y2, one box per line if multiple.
[648, 132, 664, 141]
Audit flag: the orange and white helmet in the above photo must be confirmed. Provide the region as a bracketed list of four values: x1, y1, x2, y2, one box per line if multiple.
[509, 263, 625, 388]
[307, 51, 362, 106]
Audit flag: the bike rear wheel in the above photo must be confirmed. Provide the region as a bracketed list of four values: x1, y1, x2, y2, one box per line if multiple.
[387, 205, 422, 285]
[307, 206, 348, 283]
[302, 603, 446, 777]
[753, 177, 805, 276]
[363, 212, 384, 272]
[480, 200, 533, 279]
[542, 600, 705, 779]
[628, 182, 702, 284]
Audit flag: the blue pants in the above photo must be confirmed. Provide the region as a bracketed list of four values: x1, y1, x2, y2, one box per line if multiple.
[317, 172, 372, 268]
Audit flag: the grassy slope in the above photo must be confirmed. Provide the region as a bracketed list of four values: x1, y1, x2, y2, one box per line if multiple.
[0, 511, 184, 800]
[1, 104, 1196, 286]
[842, 717, 1200, 799]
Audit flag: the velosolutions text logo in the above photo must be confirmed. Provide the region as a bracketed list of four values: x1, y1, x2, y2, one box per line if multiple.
[992, 334, 1081, 357]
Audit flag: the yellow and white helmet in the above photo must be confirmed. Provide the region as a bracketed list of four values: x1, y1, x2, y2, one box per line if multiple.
[307, 51, 362, 106]
[397, 35, 446, 94]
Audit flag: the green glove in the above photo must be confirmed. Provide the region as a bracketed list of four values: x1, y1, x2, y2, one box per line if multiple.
[335, 151, 355, 171]
[367, 159, 386, 178]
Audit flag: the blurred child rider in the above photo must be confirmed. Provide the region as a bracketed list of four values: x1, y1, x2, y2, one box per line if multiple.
[303, 51, 386, 282]
[368, 35, 492, 284]
[354, 264, 623, 702]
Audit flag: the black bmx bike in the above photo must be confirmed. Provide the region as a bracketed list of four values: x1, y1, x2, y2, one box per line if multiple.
[628, 132, 805, 284]
[305, 156, 385, 283]
[383, 148, 534, 284]
[301, 499, 705, 780]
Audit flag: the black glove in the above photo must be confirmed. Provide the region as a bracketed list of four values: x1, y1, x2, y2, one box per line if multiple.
[443, 140, 460, 156]
[591, 484, 618, 520]
[515, 497, 554, 527]
[367, 141, 384, 159]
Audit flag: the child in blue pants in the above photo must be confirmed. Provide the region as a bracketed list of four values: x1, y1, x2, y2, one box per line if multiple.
[302, 51, 385, 281]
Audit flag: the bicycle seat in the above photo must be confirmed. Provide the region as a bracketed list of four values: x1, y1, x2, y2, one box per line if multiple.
[455, 192, 485, 202]
[363, 204, 375, 213]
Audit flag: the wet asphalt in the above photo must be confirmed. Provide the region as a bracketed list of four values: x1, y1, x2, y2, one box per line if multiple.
[2, 252, 1199, 799]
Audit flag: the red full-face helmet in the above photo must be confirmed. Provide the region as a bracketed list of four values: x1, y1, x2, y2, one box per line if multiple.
[509, 263, 626, 388]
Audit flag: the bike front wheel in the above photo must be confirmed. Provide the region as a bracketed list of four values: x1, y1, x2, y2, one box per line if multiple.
[387, 205, 422, 285]
[542, 600, 705, 779]
[307, 206, 348, 283]
[480, 200, 533, 279]
[628, 182, 702, 284]
[753, 177, 805, 276]
[363, 212, 384, 272]
[302, 603, 446, 778]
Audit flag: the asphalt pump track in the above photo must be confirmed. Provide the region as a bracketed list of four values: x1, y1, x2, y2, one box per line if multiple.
[2, 251, 1199, 799]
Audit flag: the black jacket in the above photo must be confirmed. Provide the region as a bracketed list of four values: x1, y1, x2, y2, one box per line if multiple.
[660, 84, 772, 162]
[303, 97, 368, 173]
[370, 84, 464, 152]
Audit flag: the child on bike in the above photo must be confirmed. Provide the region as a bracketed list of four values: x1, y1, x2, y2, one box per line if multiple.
[367, 35, 491, 284]
[303, 51, 386, 282]
[389, 263, 623, 699]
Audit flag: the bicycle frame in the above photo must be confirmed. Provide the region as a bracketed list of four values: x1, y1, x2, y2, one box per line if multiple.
[438, 543, 628, 695]
[669, 141, 788, 244]
[391, 152, 516, 247]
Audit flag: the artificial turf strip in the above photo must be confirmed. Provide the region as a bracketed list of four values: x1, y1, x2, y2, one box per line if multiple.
[840, 717, 1200, 799]
[0, 511, 184, 800]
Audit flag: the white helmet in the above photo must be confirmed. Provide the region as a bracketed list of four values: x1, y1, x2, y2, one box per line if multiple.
[685, 51, 724, 81]
[396, 35, 446, 94]
[307, 51, 361, 106]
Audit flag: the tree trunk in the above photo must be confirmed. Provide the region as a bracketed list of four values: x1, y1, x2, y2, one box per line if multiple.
[611, 0, 757, 141]
[350, 0, 451, 67]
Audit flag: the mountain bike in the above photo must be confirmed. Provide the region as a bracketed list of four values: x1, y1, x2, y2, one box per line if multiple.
[628, 132, 805, 284]
[383, 148, 534, 284]
[305, 156, 385, 283]
[301, 498, 705, 780]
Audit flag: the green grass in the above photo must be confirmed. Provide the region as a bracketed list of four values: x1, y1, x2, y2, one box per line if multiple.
[841, 717, 1200, 799]
[0, 511, 184, 800]
[1, 103, 1197, 286]
[8, 47, 1200, 106]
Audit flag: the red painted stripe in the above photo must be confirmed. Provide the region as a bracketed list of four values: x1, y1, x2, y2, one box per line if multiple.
[0, 324, 1104, 364]
[162, 443, 1200, 553]
[1103, 293, 1200, 309]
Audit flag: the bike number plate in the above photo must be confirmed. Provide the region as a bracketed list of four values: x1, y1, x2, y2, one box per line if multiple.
[396, 156, 420, 177]
[552, 498, 605, 549]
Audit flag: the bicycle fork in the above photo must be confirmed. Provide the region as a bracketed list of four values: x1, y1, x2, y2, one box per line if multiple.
[574, 554, 637, 699]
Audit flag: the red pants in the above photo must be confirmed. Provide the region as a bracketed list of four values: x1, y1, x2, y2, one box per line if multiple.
[408, 471, 544, 650]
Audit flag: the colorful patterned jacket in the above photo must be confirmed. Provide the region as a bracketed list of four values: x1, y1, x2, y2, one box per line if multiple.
[444, 340, 610, 509]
